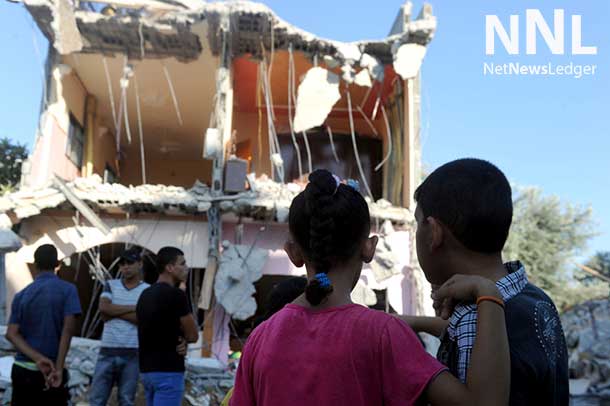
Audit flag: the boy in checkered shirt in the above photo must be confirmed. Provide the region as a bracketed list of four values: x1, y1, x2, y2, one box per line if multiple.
[402, 158, 569, 406]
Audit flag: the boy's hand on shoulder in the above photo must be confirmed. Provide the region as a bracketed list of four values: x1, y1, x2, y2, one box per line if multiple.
[433, 275, 501, 319]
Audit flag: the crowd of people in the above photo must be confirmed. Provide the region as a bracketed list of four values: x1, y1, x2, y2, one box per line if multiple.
[5, 158, 569, 406]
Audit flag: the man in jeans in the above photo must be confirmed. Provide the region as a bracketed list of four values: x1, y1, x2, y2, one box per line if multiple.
[89, 248, 149, 406]
[136, 247, 199, 405]
[6, 244, 81, 405]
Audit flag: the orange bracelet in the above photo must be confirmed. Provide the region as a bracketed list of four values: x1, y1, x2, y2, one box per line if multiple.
[476, 295, 505, 309]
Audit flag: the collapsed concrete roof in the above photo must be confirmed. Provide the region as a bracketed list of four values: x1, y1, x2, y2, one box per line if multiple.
[0, 175, 414, 227]
[22, 0, 436, 65]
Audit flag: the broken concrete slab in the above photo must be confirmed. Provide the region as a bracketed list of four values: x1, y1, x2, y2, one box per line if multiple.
[562, 298, 610, 397]
[354, 69, 372, 87]
[341, 63, 355, 84]
[335, 42, 361, 62]
[293, 67, 341, 133]
[214, 242, 268, 320]
[393, 43, 427, 79]
[360, 53, 384, 82]
[323, 55, 340, 69]
[53, 0, 83, 54]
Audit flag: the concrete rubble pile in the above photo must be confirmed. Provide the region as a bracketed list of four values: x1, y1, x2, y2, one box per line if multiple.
[0, 174, 413, 226]
[0, 326, 232, 405]
[561, 298, 610, 400]
[183, 358, 234, 406]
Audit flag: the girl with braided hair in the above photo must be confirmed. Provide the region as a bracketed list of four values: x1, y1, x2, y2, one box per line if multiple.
[230, 169, 511, 406]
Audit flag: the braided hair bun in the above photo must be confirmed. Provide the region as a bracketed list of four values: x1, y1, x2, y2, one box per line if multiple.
[288, 169, 371, 306]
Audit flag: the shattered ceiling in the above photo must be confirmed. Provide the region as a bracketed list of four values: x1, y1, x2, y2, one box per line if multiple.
[22, 0, 436, 66]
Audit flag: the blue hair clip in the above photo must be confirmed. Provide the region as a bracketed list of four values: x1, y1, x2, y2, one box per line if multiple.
[346, 179, 360, 193]
[314, 272, 331, 288]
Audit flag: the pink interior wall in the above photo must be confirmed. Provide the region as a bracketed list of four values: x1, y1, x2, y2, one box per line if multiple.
[49, 118, 81, 181]
[27, 115, 80, 187]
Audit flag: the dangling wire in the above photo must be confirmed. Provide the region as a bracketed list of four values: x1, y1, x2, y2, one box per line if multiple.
[288, 47, 312, 173]
[138, 21, 145, 59]
[102, 57, 121, 154]
[375, 104, 392, 172]
[162, 63, 183, 126]
[134, 72, 147, 184]
[346, 89, 373, 200]
[256, 68, 263, 171]
[260, 60, 284, 182]
[287, 43, 303, 179]
[120, 56, 132, 145]
[267, 20, 276, 122]
[326, 125, 340, 163]
[357, 105, 378, 136]
[302, 130, 312, 173]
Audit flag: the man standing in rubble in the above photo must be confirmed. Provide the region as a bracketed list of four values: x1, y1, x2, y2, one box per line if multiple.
[89, 248, 149, 406]
[136, 246, 199, 405]
[6, 244, 81, 405]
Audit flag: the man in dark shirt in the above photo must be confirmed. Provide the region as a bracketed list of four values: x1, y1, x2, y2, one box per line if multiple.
[136, 246, 199, 405]
[6, 244, 81, 405]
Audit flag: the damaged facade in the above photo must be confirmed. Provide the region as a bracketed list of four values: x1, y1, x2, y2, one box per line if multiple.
[3, 0, 436, 386]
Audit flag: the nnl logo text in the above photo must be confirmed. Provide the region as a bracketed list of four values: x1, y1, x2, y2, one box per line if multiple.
[485, 9, 597, 55]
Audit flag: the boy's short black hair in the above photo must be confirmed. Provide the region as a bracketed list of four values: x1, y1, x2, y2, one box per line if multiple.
[34, 244, 58, 271]
[156, 246, 184, 274]
[414, 158, 513, 253]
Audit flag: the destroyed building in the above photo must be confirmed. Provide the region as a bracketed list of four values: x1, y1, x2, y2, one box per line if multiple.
[1, 0, 437, 368]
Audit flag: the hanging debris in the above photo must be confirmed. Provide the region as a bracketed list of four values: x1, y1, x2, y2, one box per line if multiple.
[393, 43, 427, 79]
[214, 241, 268, 320]
[293, 67, 341, 133]
[360, 53, 384, 82]
[354, 69, 372, 88]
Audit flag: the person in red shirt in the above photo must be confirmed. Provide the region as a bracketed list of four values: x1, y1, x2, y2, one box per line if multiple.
[230, 169, 510, 406]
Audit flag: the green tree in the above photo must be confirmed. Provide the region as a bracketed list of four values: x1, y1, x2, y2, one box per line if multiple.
[0, 137, 28, 193]
[502, 187, 600, 310]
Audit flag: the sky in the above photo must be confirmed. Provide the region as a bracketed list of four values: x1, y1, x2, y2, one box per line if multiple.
[0, 0, 608, 258]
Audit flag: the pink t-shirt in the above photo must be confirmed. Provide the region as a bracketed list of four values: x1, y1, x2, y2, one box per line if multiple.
[230, 303, 446, 406]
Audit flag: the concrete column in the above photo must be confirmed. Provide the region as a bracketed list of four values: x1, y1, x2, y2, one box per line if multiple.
[200, 14, 233, 358]
[402, 78, 416, 210]
[0, 253, 6, 325]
